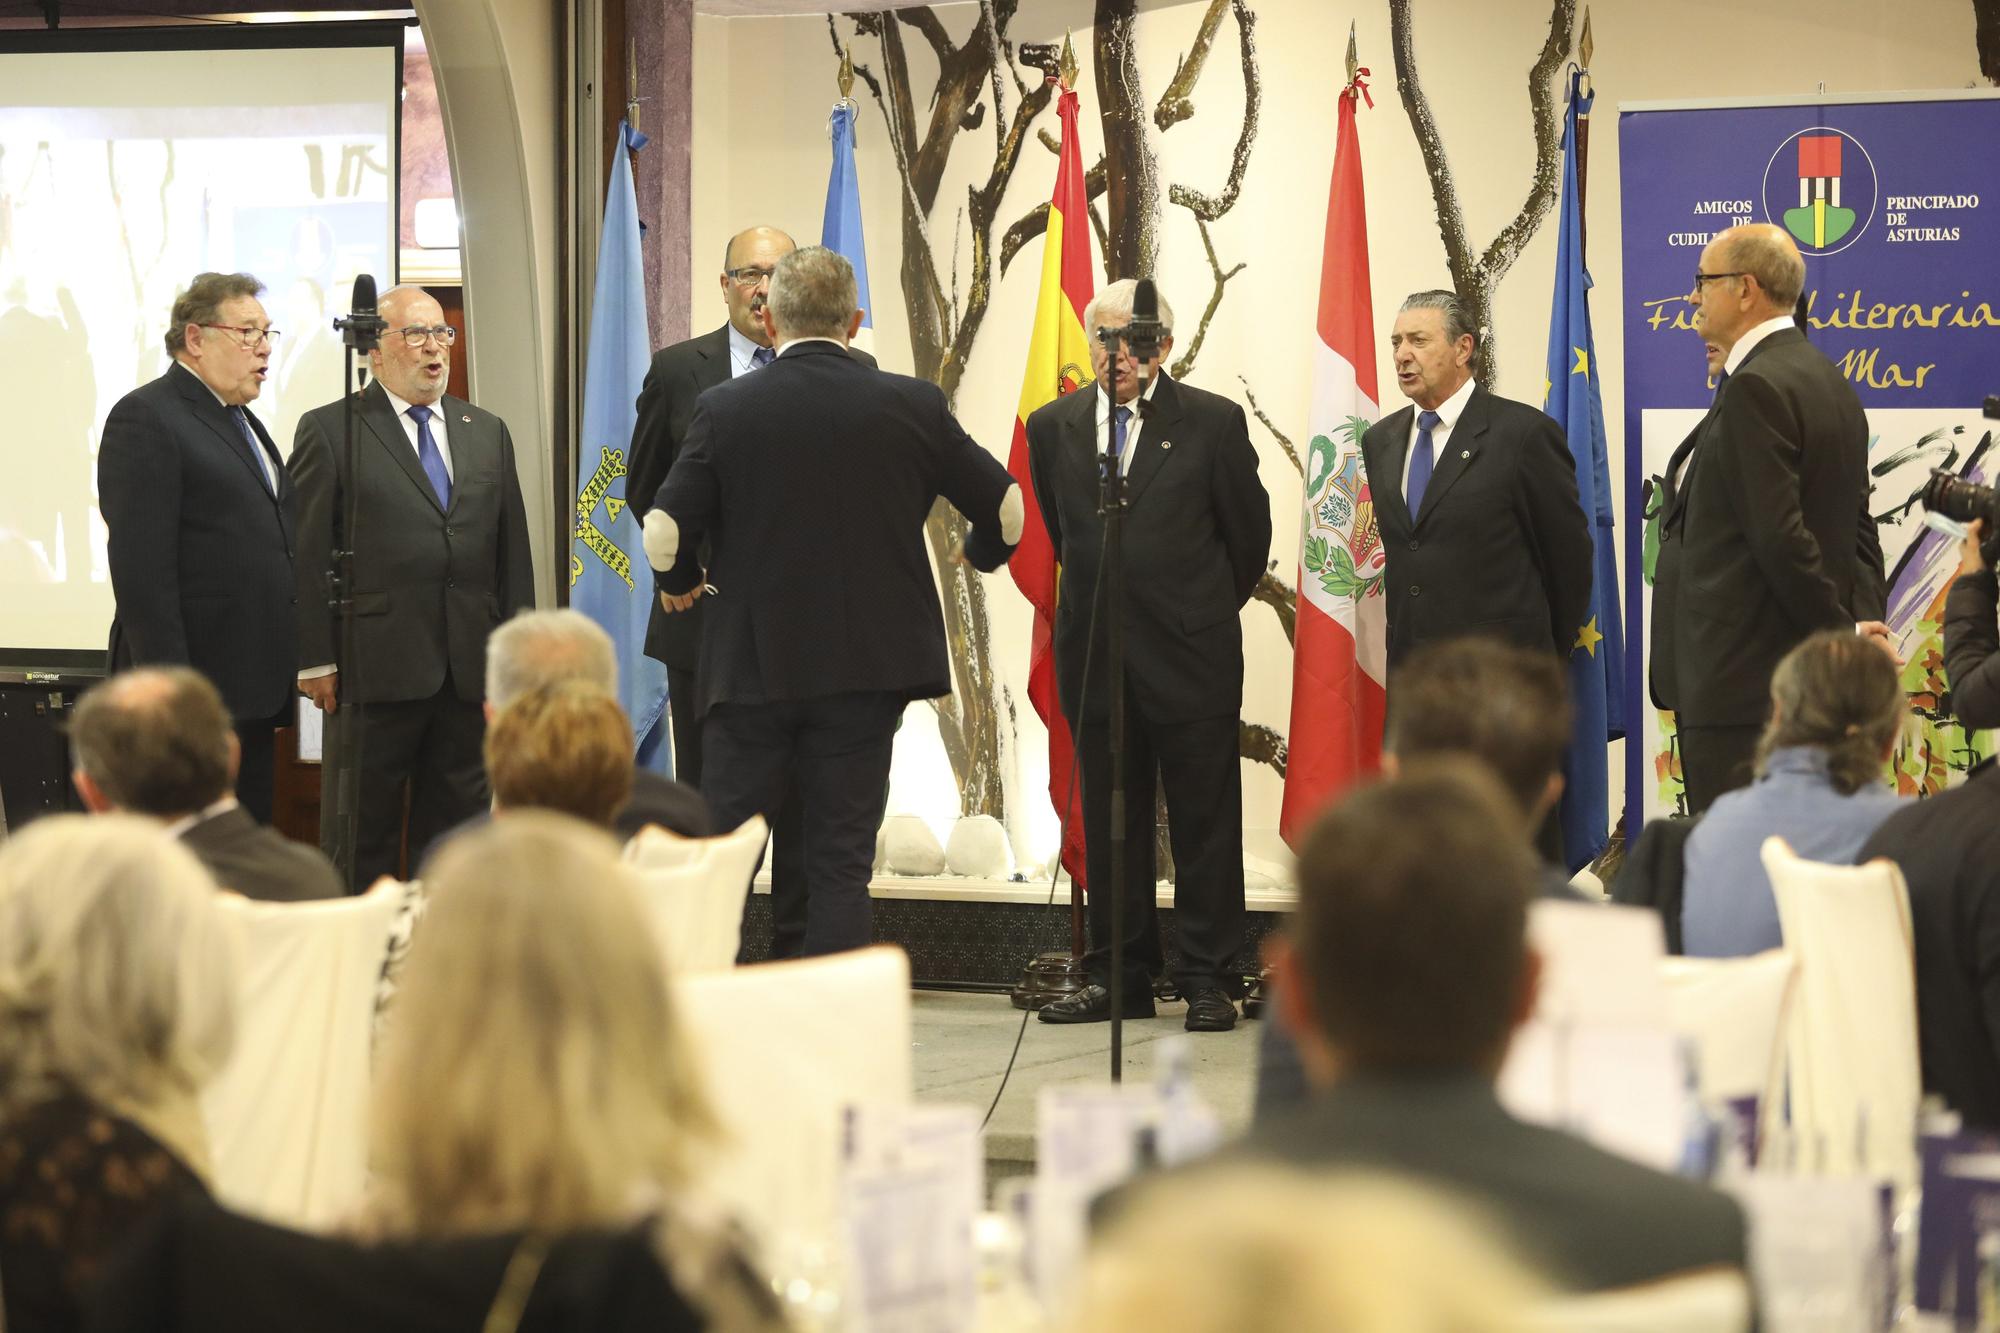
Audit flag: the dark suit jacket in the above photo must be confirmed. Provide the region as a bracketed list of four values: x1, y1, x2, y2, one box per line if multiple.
[178, 805, 343, 902]
[627, 326, 875, 669]
[288, 381, 535, 704]
[650, 341, 1016, 717]
[1859, 761, 2000, 1129]
[99, 363, 298, 721]
[1025, 376, 1271, 726]
[1360, 385, 1592, 668]
[1946, 568, 2000, 731]
[1650, 327, 1884, 726]
[1206, 1073, 1748, 1293]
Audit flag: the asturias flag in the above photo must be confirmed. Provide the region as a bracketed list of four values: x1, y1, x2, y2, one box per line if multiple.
[572, 120, 671, 773]
[1280, 71, 1387, 848]
[1006, 85, 1095, 888]
[1543, 69, 1626, 872]
[822, 101, 873, 335]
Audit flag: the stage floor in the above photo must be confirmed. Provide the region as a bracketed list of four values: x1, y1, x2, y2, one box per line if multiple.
[909, 988, 1262, 1184]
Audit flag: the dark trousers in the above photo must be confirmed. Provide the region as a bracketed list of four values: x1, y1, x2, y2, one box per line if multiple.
[671, 666, 806, 959]
[321, 677, 488, 890]
[1678, 722, 1761, 816]
[702, 691, 901, 957]
[1078, 706, 1245, 996]
[232, 704, 288, 825]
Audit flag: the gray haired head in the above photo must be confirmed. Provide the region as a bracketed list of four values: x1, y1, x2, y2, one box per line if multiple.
[767, 245, 859, 341]
[1398, 289, 1480, 365]
[485, 609, 618, 709]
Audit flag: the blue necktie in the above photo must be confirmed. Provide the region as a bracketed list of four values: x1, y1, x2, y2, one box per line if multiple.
[1111, 404, 1133, 465]
[1407, 409, 1441, 516]
[406, 405, 452, 510]
[229, 406, 276, 495]
[751, 345, 776, 368]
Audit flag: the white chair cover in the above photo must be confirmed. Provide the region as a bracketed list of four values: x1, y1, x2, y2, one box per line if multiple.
[1761, 836, 1919, 1184]
[1531, 1267, 1753, 1332]
[201, 877, 403, 1229]
[1660, 949, 1797, 1104]
[625, 815, 768, 974]
[673, 945, 912, 1257]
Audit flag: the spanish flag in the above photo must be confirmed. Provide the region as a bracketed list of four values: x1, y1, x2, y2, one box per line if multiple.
[1006, 84, 1095, 888]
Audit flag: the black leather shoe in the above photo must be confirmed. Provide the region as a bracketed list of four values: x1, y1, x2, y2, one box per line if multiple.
[1038, 983, 1155, 1024]
[1184, 988, 1238, 1032]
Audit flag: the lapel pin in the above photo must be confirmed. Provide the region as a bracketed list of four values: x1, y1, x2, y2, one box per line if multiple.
[461, 414, 472, 424]
[1160, 440, 1173, 450]
[1461, 450, 1470, 459]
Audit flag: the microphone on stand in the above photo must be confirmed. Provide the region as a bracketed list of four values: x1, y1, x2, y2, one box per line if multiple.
[335, 274, 386, 354]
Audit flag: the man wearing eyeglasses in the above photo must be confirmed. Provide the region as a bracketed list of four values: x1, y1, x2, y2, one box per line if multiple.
[289, 285, 534, 888]
[1651, 223, 1887, 813]
[627, 224, 877, 960]
[99, 271, 298, 824]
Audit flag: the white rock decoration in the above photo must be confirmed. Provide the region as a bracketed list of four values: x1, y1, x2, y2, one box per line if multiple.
[943, 815, 1012, 879]
[873, 823, 889, 873]
[879, 814, 946, 877]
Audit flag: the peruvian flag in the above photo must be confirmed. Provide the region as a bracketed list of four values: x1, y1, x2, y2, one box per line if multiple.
[1006, 85, 1096, 886]
[1280, 73, 1386, 848]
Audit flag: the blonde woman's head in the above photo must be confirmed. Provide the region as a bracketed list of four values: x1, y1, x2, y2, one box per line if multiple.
[369, 812, 717, 1235]
[0, 814, 238, 1118]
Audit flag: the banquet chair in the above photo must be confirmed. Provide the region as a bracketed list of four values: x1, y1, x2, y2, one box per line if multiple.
[624, 815, 768, 973]
[1761, 836, 1919, 1184]
[1660, 949, 1797, 1105]
[1531, 1266, 1753, 1332]
[673, 945, 912, 1257]
[202, 876, 404, 1229]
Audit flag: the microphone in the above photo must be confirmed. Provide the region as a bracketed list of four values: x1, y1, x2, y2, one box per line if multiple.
[1125, 278, 1168, 364]
[335, 273, 387, 353]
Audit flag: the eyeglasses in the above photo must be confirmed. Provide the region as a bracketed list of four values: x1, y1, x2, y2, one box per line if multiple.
[1690, 271, 1748, 293]
[726, 266, 776, 287]
[394, 325, 458, 348]
[199, 323, 281, 350]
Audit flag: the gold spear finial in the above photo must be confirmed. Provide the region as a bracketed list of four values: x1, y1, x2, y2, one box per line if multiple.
[1579, 6, 1594, 68]
[1345, 21, 1358, 87]
[1059, 32, 1079, 90]
[838, 48, 855, 100]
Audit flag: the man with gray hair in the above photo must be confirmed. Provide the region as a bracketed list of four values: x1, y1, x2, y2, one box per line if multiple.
[1653, 223, 1886, 811]
[70, 667, 341, 901]
[645, 245, 1020, 955]
[98, 272, 298, 824]
[1027, 277, 1272, 1032]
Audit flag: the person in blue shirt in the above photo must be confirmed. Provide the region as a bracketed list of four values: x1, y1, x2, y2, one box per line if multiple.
[1681, 629, 1906, 957]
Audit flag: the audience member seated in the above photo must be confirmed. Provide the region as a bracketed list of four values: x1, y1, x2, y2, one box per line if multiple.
[366, 814, 783, 1330]
[1680, 629, 1904, 957]
[0, 815, 239, 1333]
[1078, 1167, 1539, 1332]
[69, 667, 341, 902]
[1859, 752, 2000, 1129]
[486, 683, 636, 830]
[1212, 762, 1748, 1292]
[1258, 637, 1586, 1118]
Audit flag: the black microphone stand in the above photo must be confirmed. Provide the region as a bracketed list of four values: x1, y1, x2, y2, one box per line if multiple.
[329, 290, 385, 888]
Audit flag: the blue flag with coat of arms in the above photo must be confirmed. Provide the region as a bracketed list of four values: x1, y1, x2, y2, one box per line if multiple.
[1543, 69, 1625, 872]
[571, 120, 670, 774]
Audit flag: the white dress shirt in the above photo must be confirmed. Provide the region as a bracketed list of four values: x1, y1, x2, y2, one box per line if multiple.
[1723, 315, 1797, 378]
[729, 322, 781, 377]
[378, 383, 456, 483]
[1400, 374, 1477, 500]
[775, 336, 847, 358]
[1094, 372, 1163, 477]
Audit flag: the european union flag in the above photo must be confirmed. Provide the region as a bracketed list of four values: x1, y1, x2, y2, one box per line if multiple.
[822, 101, 872, 330]
[1544, 70, 1625, 872]
[572, 120, 671, 773]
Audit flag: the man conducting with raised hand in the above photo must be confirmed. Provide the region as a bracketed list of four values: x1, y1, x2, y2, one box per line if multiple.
[290, 285, 535, 888]
[645, 246, 1019, 956]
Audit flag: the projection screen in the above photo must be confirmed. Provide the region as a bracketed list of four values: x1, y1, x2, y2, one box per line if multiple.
[0, 24, 401, 666]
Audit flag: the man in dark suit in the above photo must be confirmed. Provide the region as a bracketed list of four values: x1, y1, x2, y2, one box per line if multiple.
[1028, 279, 1271, 1033]
[1362, 289, 1591, 673]
[70, 667, 341, 902]
[1182, 762, 1749, 1292]
[1652, 224, 1889, 813]
[628, 225, 877, 959]
[645, 246, 1019, 955]
[290, 286, 535, 888]
[99, 272, 298, 823]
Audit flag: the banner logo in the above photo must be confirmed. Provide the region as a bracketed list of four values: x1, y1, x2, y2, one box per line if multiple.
[1761, 127, 1877, 255]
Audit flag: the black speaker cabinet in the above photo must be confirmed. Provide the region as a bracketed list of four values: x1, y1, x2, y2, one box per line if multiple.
[0, 670, 99, 835]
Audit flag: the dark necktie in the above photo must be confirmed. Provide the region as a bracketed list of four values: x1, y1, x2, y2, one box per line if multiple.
[1112, 404, 1133, 466]
[1407, 409, 1441, 515]
[406, 405, 452, 510]
[229, 406, 276, 496]
[751, 345, 776, 368]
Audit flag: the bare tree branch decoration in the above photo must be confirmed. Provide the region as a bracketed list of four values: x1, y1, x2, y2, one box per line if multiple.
[1388, 0, 1575, 381]
[1239, 377, 1303, 478]
[1252, 569, 1297, 646]
[1168, 217, 1243, 381]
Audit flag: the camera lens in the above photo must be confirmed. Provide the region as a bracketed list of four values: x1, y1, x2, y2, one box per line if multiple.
[1922, 469, 1999, 526]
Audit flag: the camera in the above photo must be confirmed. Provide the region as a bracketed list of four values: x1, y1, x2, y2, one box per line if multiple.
[1923, 468, 2000, 565]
